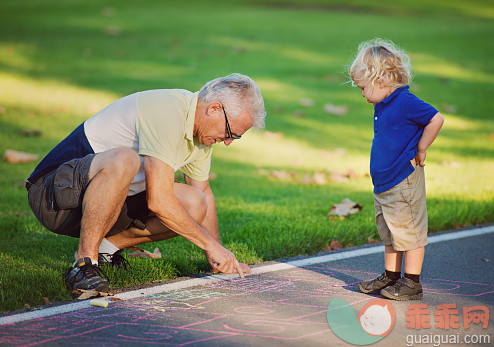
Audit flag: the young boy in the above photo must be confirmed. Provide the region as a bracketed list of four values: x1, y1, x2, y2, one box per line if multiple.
[350, 39, 444, 300]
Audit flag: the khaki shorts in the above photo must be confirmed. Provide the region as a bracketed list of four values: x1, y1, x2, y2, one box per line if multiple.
[374, 165, 428, 251]
[27, 154, 149, 238]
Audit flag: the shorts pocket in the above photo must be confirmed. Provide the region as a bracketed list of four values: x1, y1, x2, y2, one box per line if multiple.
[53, 160, 83, 209]
[401, 169, 418, 203]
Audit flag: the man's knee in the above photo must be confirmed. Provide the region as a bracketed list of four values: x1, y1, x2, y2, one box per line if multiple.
[90, 148, 140, 181]
[112, 148, 140, 176]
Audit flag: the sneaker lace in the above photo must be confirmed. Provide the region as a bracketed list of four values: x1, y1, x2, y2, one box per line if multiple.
[80, 263, 109, 281]
[109, 250, 130, 269]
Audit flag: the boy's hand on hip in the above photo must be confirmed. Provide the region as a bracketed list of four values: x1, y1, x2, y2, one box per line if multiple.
[415, 150, 426, 167]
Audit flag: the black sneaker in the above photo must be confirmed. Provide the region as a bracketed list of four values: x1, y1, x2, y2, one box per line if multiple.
[65, 257, 110, 292]
[380, 277, 423, 301]
[359, 272, 397, 294]
[74, 250, 130, 269]
[99, 250, 130, 269]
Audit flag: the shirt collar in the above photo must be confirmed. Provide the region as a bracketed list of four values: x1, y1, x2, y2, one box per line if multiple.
[379, 85, 409, 105]
[185, 92, 198, 142]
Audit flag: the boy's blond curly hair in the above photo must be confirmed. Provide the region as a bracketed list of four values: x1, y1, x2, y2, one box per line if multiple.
[349, 38, 412, 88]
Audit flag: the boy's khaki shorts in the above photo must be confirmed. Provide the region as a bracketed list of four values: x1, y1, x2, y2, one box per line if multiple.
[374, 164, 428, 251]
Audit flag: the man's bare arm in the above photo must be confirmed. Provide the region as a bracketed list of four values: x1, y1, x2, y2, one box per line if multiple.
[184, 175, 220, 243]
[184, 174, 252, 275]
[144, 156, 244, 277]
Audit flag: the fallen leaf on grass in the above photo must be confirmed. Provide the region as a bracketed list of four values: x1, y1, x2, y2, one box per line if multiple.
[300, 173, 313, 185]
[313, 172, 327, 185]
[233, 45, 247, 54]
[329, 171, 349, 183]
[299, 98, 314, 107]
[441, 104, 457, 114]
[322, 240, 343, 252]
[127, 246, 161, 259]
[270, 170, 290, 180]
[104, 26, 121, 36]
[330, 240, 342, 250]
[272, 106, 285, 114]
[24, 304, 30, 309]
[3, 150, 39, 164]
[19, 129, 42, 137]
[292, 110, 306, 118]
[101, 6, 115, 17]
[488, 133, 494, 141]
[324, 103, 349, 116]
[328, 198, 363, 216]
[43, 297, 50, 305]
[367, 237, 379, 243]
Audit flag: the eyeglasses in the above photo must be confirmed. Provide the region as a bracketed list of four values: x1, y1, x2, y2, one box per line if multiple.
[222, 106, 241, 140]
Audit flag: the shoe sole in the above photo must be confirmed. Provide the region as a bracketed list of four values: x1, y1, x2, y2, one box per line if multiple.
[380, 290, 423, 301]
[74, 283, 110, 292]
[359, 283, 381, 294]
[359, 282, 395, 294]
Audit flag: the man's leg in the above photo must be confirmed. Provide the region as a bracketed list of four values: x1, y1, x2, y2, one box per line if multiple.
[106, 182, 207, 248]
[78, 148, 141, 262]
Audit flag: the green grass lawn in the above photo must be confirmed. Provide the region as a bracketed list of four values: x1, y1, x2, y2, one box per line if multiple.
[1, 0, 493, 312]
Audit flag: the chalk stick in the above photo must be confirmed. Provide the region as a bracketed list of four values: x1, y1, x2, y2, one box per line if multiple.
[90, 299, 108, 308]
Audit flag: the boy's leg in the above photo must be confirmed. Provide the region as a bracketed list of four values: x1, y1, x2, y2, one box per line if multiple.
[404, 246, 425, 275]
[381, 245, 424, 300]
[402, 246, 425, 283]
[385, 245, 403, 272]
[359, 197, 402, 294]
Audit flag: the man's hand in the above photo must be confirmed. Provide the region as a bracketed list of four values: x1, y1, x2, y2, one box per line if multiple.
[204, 243, 250, 278]
[205, 251, 251, 275]
[415, 150, 426, 167]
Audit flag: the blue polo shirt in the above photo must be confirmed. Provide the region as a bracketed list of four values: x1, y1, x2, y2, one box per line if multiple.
[371, 86, 437, 193]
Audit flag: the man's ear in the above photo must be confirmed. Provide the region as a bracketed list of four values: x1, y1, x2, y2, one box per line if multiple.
[206, 102, 223, 117]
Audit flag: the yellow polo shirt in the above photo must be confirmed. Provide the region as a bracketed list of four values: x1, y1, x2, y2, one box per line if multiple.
[136, 89, 212, 181]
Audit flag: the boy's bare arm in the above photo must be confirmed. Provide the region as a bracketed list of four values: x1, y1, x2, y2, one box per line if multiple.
[415, 112, 444, 166]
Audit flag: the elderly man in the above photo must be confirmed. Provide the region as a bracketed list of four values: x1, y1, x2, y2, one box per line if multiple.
[26, 73, 266, 292]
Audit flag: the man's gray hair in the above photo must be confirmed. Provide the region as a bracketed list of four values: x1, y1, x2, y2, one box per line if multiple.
[198, 73, 266, 130]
